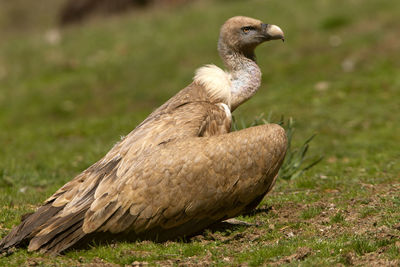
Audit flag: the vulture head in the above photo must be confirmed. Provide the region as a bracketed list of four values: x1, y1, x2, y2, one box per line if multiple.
[218, 16, 284, 59]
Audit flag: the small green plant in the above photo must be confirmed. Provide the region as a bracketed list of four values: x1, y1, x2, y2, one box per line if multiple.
[232, 113, 323, 180]
[301, 206, 323, 219]
[391, 196, 400, 206]
[359, 207, 377, 218]
[351, 237, 375, 255]
[330, 212, 345, 223]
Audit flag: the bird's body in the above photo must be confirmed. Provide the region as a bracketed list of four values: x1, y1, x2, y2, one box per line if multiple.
[0, 16, 286, 254]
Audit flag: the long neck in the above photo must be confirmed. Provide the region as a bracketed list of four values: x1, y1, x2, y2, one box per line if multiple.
[218, 41, 262, 111]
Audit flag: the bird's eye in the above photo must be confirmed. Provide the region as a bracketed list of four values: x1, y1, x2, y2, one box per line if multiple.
[241, 26, 254, 34]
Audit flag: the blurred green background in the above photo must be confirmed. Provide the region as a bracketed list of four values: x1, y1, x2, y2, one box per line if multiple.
[0, 0, 399, 265]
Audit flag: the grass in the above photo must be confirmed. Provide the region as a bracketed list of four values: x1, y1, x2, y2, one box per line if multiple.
[330, 212, 345, 224]
[301, 207, 323, 220]
[0, 0, 400, 265]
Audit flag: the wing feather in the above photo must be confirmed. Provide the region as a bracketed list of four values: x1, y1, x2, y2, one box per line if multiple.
[81, 102, 231, 233]
[85, 124, 286, 240]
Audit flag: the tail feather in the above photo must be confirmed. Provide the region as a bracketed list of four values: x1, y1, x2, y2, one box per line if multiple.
[0, 203, 90, 254]
[28, 209, 87, 253]
[0, 204, 63, 254]
[0, 176, 101, 254]
[39, 223, 85, 254]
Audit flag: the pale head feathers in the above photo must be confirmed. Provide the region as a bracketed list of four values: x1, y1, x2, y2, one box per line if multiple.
[194, 64, 232, 107]
[219, 16, 263, 53]
[219, 16, 284, 51]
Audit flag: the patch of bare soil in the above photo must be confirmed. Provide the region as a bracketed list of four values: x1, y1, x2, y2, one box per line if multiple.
[270, 247, 313, 266]
[156, 251, 214, 267]
[24, 257, 83, 267]
[85, 257, 120, 267]
[25, 257, 46, 267]
[344, 251, 399, 267]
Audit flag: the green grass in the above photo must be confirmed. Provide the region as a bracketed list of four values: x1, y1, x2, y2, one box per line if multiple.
[301, 207, 323, 220]
[330, 212, 345, 224]
[1, 0, 400, 265]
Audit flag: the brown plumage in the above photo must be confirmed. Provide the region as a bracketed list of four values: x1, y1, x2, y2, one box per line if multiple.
[0, 16, 286, 254]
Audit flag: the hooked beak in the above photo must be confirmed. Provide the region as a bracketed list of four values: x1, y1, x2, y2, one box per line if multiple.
[262, 24, 285, 42]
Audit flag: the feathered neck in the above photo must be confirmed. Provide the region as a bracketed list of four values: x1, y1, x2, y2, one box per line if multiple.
[193, 41, 262, 111]
[218, 40, 262, 111]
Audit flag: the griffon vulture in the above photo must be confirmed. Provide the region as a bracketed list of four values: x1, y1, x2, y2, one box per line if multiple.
[0, 16, 286, 254]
